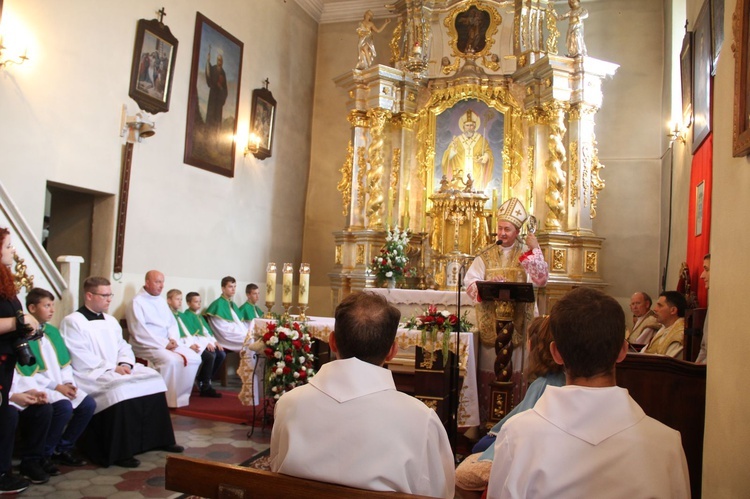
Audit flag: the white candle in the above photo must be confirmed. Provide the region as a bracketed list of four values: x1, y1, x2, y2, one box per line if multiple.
[299, 274, 309, 304]
[266, 262, 277, 303]
[282, 263, 294, 304]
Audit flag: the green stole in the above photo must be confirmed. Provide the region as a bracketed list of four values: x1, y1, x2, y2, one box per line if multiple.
[172, 311, 190, 338]
[16, 323, 72, 376]
[205, 296, 242, 322]
[239, 301, 263, 320]
[182, 309, 215, 338]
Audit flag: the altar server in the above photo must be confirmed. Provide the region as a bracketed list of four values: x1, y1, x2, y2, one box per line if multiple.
[205, 276, 252, 351]
[60, 276, 182, 468]
[239, 283, 264, 321]
[168, 289, 225, 398]
[271, 291, 455, 498]
[125, 270, 202, 408]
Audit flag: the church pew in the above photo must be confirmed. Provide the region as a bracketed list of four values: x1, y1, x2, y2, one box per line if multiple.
[165, 455, 436, 499]
[616, 353, 706, 499]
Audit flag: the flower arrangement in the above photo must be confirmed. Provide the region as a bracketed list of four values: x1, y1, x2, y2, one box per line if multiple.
[368, 226, 415, 285]
[404, 304, 474, 359]
[260, 319, 316, 400]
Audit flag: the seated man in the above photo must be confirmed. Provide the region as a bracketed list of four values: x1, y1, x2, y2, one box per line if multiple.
[15, 288, 96, 471]
[238, 283, 264, 321]
[487, 287, 690, 498]
[270, 291, 455, 498]
[644, 290, 686, 359]
[125, 270, 201, 408]
[205, 276, 251, 351]
[627, 291, 660, 346]
[168, 289, 225, 398]
[60, 276, 183, 468]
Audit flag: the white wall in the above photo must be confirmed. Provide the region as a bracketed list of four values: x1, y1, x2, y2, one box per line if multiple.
[0, 0, 318, 315]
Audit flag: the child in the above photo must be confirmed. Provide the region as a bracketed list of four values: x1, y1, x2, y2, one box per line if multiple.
[172, 291, 226, 398]
[239, 283, 264, 321]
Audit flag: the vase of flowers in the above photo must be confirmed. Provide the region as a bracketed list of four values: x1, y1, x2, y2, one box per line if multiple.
[404, 304, 474, 359]
[368, 226, 415, 287]
[259, 318, 316, 400]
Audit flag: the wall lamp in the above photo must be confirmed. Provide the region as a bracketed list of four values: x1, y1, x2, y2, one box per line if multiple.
[244, 133, 261, 157]
[668, 121, 686, 144]
[0, 35, 29, 69]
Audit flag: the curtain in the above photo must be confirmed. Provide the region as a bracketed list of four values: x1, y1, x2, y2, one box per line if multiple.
[687, 133, 712, 307]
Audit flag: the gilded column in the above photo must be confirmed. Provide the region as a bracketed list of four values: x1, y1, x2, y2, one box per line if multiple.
[543, 102, 567, 231]
[566, 102, 598, 233]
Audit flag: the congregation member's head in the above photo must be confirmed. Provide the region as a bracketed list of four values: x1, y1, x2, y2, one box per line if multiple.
[186, 292, 202, 312]
[495, 198, 527, 248]
[83, 276, 114, 314]
[166, 289, 182, 312]
[549, 287, 627, 382]
[26, 287, 55, 324]
[525, 316, 563, 382]
[629, 291, 652, 319]
[245, 283, 259, 304]
[331, 291, 400, 366]
[654, 291, 686, 327]
[144, 270, 165, 297]
[220, 276, 236, 299]
[701, 253, 711, 289]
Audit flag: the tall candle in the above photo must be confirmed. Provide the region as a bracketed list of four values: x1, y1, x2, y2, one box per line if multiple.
[266, 262, 277, 303]
[298, 263, 310, 305]
[421, 188, 427, 232]
[404, 188, 410, 229]
[282, 263, 294, 304]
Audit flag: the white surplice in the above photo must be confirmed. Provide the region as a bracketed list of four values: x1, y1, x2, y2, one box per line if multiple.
[59, 311, 166, 414]
[206, 307, 249, 351]
[126, 289, 201, 408]
[271, 358, 455, 498]
[487, 385, 690, 499]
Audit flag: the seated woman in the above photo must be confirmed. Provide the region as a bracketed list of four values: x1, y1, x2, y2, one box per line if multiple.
[455, 316, 565, 493]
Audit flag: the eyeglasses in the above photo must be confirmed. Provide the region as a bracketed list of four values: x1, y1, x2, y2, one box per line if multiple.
[92, 293, 115, 298]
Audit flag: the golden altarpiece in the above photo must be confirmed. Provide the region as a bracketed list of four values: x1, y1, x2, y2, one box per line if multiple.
[329, 0, 617, 426]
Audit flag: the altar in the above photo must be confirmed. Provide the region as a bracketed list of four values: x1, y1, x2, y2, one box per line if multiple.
[237, 317, 479, 428]
[367, 288, 476, 325]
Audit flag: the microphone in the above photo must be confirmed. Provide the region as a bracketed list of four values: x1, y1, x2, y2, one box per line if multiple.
[475, 240, 502, 258]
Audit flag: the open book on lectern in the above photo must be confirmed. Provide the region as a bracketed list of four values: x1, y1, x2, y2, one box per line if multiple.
[475, 281, 536, 303]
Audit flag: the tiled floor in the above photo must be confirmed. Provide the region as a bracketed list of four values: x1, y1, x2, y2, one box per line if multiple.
[16, 376, 271, 498]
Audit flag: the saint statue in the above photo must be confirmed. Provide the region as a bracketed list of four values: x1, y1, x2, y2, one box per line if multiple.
[441, 110, 494, 191]
[558, 0, 588, 57]
[355, 11, 391, 70]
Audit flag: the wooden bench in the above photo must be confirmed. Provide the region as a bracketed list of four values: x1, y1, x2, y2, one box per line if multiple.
[617, 353, 706, 499]
[165, 455, 436, 499]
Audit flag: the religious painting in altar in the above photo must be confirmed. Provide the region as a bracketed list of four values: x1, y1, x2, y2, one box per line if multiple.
[442, 1, 503, 75]
[434, 99, 505, 199]
[184, 13, 244, 177]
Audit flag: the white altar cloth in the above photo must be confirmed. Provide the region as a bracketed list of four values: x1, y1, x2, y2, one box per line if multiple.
[368, 288, 477, 325]
[238, 316, 479, 427]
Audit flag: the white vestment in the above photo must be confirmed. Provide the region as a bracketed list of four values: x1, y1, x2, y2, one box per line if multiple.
[271, 358, 455, 498]
[12, 334, 89, 410]
[59, 311, 166, 414]
[206, 307, 249, 351]
[126, 289, 201, 408]
[176, 314, 211, 353]
[487, 385, 690, 499]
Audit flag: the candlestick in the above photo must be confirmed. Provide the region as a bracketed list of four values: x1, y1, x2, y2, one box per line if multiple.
[298, 263, 310, 305]
[421, 188, 427, 232]
[282, 263, 294, 305]
[265, 262, 277, 318]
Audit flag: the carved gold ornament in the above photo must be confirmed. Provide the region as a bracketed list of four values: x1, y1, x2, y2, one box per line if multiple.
[569, 140, 578, 206]
[356, 244, 365, 265]
[335, 245, 342, 265]
[13, 254, 34, 293]
[337, 141, 354, 215]
[585, 250, 598, 272]
[552, 249, 566, 271]
[356, 146, 367, 211]
[544, 102, 568, 229]
[443, 0, 503, 72]
[366, 108, 392, 229]
[589, 135, 605, 219]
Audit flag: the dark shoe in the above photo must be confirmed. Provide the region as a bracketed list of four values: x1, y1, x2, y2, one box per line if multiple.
[199, 386, 222, 398]
[114, 457, 140, 468]
[41, 459, 61, 476]
[53, 450, 86, 467]
[162, 444, 184, 453]
[0, 472, 30, 495]
[19, 460, 49, 484]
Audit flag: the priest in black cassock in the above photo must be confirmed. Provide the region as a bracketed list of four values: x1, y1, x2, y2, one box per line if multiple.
[59, 276, 183, 468]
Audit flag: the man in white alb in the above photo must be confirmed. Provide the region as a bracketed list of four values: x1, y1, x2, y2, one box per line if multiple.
[125, 270, 201, 408]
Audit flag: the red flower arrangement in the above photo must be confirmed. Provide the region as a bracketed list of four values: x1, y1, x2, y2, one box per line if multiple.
[404, 304, 473, 358]
[260, 319, 316, 400]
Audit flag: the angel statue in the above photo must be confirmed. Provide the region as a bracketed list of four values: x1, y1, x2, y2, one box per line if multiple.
[557, 0, 588, 57]
[356, 10, 392, 70]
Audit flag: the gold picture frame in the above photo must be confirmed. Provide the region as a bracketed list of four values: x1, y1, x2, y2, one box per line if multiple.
[442, 0, 503, 74]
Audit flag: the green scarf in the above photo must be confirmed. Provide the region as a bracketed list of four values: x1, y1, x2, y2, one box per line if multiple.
[205, 296, 242, 322]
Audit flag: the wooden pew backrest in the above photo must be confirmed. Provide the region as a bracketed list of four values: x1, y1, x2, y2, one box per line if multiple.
[165, 455, 437, 499]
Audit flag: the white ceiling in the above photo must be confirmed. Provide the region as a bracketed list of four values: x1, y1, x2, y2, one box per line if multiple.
[294, 0, 397, 24]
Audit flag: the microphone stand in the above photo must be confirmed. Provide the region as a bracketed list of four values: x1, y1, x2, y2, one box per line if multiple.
[450, 263, 465, 460]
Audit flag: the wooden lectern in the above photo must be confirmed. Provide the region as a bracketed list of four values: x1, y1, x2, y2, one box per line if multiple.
[476, 281, 535, 430]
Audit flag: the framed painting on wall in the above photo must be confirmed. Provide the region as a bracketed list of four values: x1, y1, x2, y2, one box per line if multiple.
[695, 181, 705, 236]
[680, 31, 693, 127]
[733, 0, 750, 156]
[711, 0, 724, 75]
[249, 86, 276, 160]
[128, 18, 178, 114]
[692, 1, 712, 153]
[184, 12, 244, 177]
